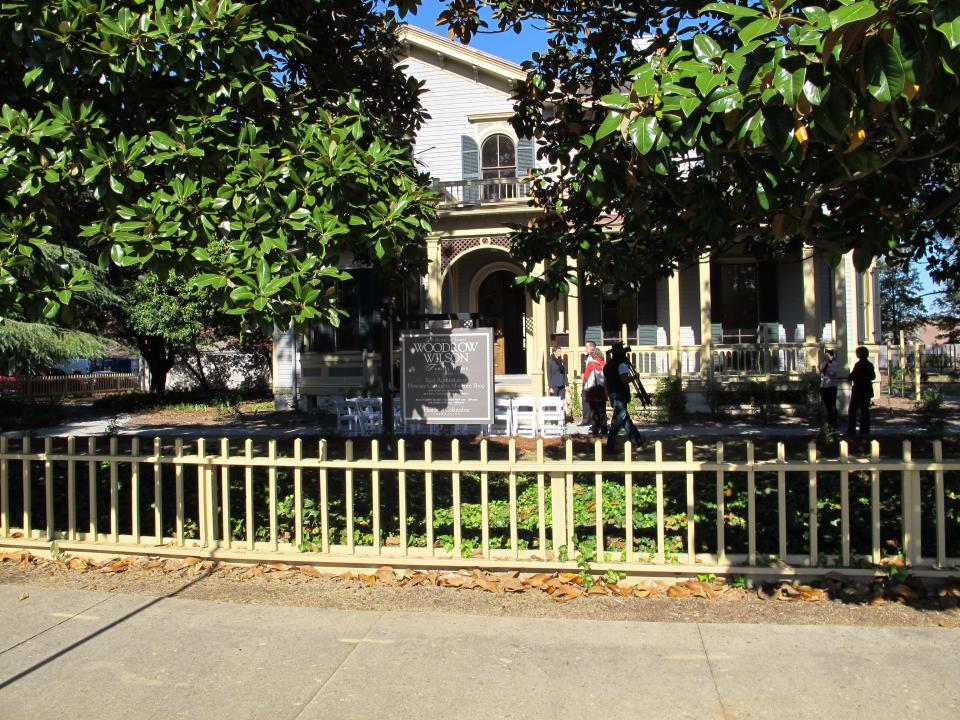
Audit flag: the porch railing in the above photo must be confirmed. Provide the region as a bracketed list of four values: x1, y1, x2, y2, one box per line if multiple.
[1, 435, 957, 579]
[432, 177, 531, 209]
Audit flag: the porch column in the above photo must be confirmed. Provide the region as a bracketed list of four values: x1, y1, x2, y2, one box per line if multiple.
[668, 269, 681, 375]
[531, 262, 548, 394]
[802, 244, 819, 369]
[567, 257, 582, 351]
[425, 235, 442, 314]
[833, 253, 850, 369]
[698, 254, 712, 379]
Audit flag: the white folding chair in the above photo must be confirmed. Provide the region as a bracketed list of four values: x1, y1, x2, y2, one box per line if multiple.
[511, 397, 537, 438]
[358, 397, 383, 434]
[538, 396, 566, 437]
[335, 399, 361, 436]
[487, 397, 513, 436]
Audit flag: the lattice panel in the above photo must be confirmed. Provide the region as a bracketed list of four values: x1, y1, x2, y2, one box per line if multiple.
[440, 235, 510, 274]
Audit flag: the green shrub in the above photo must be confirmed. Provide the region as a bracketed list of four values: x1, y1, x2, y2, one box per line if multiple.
[916, 387, 947, 437]
[654, 376, 685, 423]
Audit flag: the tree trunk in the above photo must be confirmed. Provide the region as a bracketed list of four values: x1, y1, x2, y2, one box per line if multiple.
[179, 346, 210, 391]
[137, 337, 175, 396]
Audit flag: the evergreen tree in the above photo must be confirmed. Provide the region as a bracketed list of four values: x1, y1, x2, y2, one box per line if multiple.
[878, 261, 927, 342]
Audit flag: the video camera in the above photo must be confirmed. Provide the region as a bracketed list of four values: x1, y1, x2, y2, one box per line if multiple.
[610, 343, 653, 407]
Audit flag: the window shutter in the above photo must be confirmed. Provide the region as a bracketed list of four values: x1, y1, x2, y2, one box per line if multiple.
[516, 138, 535, 177]
[461, 135, 480, 204]
[582, 284, 603, 346]
[357, 269, 382, 351]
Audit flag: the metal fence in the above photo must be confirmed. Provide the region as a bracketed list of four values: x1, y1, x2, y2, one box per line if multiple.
[0, 435, 957, 579]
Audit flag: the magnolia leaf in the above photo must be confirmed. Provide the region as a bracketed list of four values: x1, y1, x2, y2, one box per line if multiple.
[595, 110, 622, 140]
[692, 33, 722, 63]
[700, 2, 763, 19]
[828, 1, 878, 30]
[738, 17, 780, 44]
[864, 37, 904, 103]
[933, 0, 960, 49]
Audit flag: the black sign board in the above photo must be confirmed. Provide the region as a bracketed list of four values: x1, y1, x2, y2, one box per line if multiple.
[400, 328, 494, 424]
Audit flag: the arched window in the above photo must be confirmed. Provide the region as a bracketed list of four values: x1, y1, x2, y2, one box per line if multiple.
[481, 133, 516, 179]
[481, 133, 516, 200]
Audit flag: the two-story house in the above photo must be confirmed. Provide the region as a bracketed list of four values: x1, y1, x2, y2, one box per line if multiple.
[273, 25, 881, 411]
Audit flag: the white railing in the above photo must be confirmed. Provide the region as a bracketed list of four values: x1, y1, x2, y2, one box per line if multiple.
[1, 435, 956, 579]
[1, 373, 139, 399]
[432, 177, 531, 208]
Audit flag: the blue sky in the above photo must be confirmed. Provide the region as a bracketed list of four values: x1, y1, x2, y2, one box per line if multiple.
[397, 0, 548, 63]
[396, 2, 944, 310]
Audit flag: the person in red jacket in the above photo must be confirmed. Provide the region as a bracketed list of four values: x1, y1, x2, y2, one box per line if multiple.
[582, 343, 608, 436]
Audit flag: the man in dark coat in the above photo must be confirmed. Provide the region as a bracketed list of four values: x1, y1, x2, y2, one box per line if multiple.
[603, 342, 646, 452]
[846, 346, 876, 437]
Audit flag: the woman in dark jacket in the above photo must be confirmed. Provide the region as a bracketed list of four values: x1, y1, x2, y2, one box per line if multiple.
[846, 346, 876, 437]
[547, 346, 569, 410]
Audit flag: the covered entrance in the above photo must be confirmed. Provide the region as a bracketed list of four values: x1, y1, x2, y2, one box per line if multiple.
[477, 270, 526, 374]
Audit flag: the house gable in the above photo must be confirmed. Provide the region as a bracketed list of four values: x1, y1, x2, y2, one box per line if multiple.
[397, 26, 532, 183]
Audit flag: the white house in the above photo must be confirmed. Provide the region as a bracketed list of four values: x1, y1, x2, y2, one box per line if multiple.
[273, 25, 881, 410]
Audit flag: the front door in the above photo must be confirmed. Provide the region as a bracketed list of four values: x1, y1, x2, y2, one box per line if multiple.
[478, 271, 525, 374]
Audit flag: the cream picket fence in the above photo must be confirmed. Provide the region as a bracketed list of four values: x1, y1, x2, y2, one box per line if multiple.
[0, 435, 957, 579]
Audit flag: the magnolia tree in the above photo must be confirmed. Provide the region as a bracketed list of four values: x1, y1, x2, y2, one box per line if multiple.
[0, 0, 436, 326]
[426, 0, 960, 297]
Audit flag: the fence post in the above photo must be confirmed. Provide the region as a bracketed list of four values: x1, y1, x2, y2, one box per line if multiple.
[914, 342, 921, 402]
[549, 471, 567, 559]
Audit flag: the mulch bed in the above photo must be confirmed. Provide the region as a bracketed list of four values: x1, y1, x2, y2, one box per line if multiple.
[3, 551, 960, 627]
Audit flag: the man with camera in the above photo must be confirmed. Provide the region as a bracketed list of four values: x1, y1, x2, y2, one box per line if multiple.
[603, 341, 648, 452]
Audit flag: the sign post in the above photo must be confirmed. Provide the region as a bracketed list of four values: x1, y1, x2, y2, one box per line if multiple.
[401, 328, 494, 425]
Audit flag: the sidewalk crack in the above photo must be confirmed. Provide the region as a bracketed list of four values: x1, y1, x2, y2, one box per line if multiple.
[0, 593, 113, 657]
[289, 611, 385, 720]
[697, 623, 732, 719]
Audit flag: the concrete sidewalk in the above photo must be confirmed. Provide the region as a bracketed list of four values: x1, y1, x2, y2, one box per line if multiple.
[0, 583, 957, 719]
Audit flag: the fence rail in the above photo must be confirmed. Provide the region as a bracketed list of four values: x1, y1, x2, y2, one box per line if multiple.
[1, 435, 957, 579]
[1, 373, 138, 399]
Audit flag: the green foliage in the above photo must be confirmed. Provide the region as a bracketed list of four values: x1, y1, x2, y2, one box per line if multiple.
[0, 1, 436, 325]
[916, 387, 947, 437]
[933, 288, 960, 344]
[0, 319, 106, 373]
[653, 375, 685, 423]
[878, 260, 927, 341]
[435, 0, 960, 298]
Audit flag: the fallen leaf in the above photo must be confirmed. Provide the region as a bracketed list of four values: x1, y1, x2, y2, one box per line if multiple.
[554, 585, 584, 602]
[587, 583, 608, 596]
[67, 558, 88, 571]
[523, 573, 550, 588]
[633, 586, 653, 599]
[267, 563, 290, 572]
[375, 566, 396, 585]
[359, 574, 377, 585]
[141, 560, 163, 570]
[609, 583, 633, 597]
[181, 557, 202, 567]
[17, 592, 28, 601]
[502, 579, 527, 593]
[889, 583, 920, 602]
[297, 565, 323, 577]
[667, 584, 691, 598]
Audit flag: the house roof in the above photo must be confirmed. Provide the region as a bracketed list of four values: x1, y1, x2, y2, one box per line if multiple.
[397, 24, 528, 83]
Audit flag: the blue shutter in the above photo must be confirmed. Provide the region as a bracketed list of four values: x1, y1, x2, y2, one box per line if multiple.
[516, 138, 535, 177]
[461, 135, 480, 204]
[582, 284, 603, 346]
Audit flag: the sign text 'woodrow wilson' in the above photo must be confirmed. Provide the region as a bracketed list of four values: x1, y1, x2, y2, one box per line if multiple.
[401, 329, 494, 424]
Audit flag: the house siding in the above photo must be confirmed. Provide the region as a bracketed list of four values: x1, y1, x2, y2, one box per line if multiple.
[402, 54, 517, 182]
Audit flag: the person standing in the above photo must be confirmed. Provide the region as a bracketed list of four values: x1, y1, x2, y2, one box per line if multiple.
[846, 346, 876, 437]
[580, 341, 601, 427]
[603, 342, 646, 451]
[582, 344, 608, 435]
[547, 346, 569, 416]
[819, 349, 839, 428]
